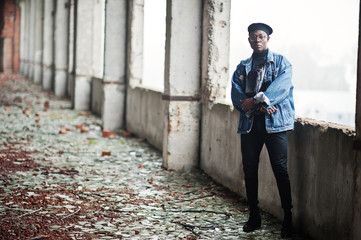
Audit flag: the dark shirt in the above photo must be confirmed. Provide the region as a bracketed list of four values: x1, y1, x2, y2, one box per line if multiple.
[252, 49, 268, 70]
[252, 49, 270, 93]
[245, 49, 268, 97]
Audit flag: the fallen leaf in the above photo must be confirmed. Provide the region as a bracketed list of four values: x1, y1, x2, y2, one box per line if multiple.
[78, 112, 89, 116]
[102, 130, 112, 137]
[59, 129, 67, 134]
[102, 150, 111, 156]
[122, 131, 133, 137]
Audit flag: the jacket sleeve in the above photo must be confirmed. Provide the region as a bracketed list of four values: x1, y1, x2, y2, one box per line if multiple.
[231, 63, 249, 112]
[263, 56, 293, 106]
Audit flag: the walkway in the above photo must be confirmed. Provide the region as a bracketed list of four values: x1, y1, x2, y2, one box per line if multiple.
[0, 74, 308, 239]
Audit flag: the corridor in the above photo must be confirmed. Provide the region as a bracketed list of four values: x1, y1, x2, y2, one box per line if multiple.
[1, 0, 361, 239]
[0, 74, 310, 239]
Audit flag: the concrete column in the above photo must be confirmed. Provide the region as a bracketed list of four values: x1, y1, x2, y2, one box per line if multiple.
[199, 0, 234, 192]
[356, 0, 361, 144]
[353, 2, 361, 239]
[19, 0, 25, 74]
[91, 0, 104, 79]
[42, 0, 55, 90]
[54, 0, 69, 97]
[72, 0, 95, 110]
[127, 0, 144, 88]
[25, 0, 32, 77]
[19, 0, 26, 74]
[162, 0, 202, 171]
[102, 0, 127, 130]
[23, 0, 30, 76]
[67, 0, 75, 98]
[28, 0, 36, 79]
[33, 0, 44, 84]
[200, 0, 231, 169]
[201, 0, 230, 105]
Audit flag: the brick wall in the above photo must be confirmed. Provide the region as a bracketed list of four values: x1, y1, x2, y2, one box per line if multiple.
[0, 0, 20, 73]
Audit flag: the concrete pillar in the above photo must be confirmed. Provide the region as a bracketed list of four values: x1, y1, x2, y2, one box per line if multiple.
[33, 0, 43, 84]
[162, 0, 202, 171]
[25, 0, 32, 77]
[20, 0, 26, 75]
[22, 0, 30, 76]
[14, 2, 20, 73]
[353, 2, 361, 239]
[102, 0, 127, 130]
[28, 0, 36, 79]
[356, 0, 361, 145]
[54, 0, 69, 97]
[201, 0, 230, 105]
[19, 0, 25, 74]
[127, 0, 144, 88]
[42, 0, 55, 90]
[67, 0, 75, 98]
[200, 0, 231, 168]
[91, 0, 104, 79]
[72, 0, 95, 110]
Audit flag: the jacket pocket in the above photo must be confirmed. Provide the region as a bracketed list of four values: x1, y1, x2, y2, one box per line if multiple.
[238, 113, 252, 133]
[269, 100, 293, 129]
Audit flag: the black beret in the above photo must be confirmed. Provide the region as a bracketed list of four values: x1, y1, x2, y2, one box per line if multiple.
[248, 23, 273, 36]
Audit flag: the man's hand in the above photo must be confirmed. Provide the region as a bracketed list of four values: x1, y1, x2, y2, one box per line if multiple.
[240, 98, 255, 112]
[259, 106, 278, 115]
[241, 98, 278, 115]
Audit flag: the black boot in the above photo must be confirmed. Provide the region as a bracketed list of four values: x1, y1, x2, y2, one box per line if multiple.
[281, 210, 293, 238]
[243, 207, 261, 232]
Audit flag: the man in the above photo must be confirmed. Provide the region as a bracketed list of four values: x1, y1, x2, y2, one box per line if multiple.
[231, 23, 294, 238]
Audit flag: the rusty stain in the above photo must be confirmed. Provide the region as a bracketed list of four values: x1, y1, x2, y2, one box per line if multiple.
[169, 120, 173, 132]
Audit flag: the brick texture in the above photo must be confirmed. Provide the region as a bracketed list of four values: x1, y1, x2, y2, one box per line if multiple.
[0, 0, 20, 73]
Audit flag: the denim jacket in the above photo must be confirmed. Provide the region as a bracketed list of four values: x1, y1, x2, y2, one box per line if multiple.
[231, 50, 295, 134]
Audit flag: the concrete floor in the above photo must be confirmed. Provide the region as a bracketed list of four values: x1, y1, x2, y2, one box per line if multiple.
[0, 74, 311, 239]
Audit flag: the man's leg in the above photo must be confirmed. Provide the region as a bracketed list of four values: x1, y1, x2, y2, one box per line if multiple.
[241, 116, 265, 232]
[265, 131, 293, 238]
[241, 133, 264, 210]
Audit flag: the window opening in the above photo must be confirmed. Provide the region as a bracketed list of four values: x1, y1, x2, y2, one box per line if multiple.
[142, 0, 166, 91]
[228, 0, 359, 127]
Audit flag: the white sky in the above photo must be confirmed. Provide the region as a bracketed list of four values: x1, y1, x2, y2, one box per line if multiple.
[142, 0, 360, 126]
[143, 0, 360, 89]
[230, 0, 359, 49]
[142, 0, 166, 90]
[229, 0, 360, 79]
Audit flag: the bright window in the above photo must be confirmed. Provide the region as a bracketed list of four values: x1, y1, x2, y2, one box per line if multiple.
[142, 0, 166, 91]
[228, 0, 359, 127]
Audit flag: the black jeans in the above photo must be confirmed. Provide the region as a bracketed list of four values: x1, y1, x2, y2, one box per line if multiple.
[241, 114, 292, 211]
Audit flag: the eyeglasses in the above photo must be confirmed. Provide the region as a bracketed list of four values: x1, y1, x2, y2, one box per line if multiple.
[249, 35, 268, 41]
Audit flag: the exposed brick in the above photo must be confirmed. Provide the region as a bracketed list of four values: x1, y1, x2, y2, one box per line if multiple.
[0, 0, 19, 73]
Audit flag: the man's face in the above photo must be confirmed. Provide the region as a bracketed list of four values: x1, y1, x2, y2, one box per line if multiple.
[248, 30, 269, 52]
